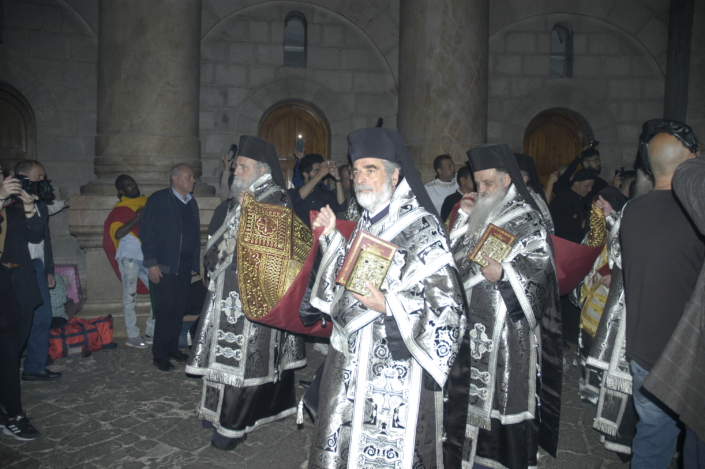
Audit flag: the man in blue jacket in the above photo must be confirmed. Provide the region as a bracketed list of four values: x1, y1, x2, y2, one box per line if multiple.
[140, 164, 200, 371]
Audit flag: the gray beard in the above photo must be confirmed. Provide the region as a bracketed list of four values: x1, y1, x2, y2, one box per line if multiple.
[230, 174, 259, 200]
[355, 182, 393, 213]
[466, 186, 507, 241]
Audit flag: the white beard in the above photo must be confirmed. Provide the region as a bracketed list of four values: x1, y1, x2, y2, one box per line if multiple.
[355, 181, 393, 213]
[466, 185, 508, 241]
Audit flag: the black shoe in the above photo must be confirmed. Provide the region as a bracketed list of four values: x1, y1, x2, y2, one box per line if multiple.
[21, 369, 62, 381]
[4, 413, 40, 441]
[153, 358, 174, 371]
[168, 350, 189, 363]
[46, 355, 54, 366]
[210, 434, 246, 451]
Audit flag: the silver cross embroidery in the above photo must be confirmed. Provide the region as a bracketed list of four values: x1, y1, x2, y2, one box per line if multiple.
[469, 323, 493, 359]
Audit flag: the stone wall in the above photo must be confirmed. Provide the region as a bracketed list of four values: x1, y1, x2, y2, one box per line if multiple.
[486, 0, 669, 177]
[0, 0, 98, 286]
[198, 1, 400, 187]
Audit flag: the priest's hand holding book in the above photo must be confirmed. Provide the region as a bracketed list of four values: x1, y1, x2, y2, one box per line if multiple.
[352, 282, 387, 315]
[480, 254, 503, 283]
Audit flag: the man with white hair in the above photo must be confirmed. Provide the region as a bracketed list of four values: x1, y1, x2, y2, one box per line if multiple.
[444, 144, 563, 469]
[186, 136, 306, 451]
[309, 128, 465, 468]
[140, 163, 200, 372]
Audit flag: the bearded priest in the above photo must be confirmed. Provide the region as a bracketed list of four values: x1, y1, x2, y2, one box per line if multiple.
[443, 143, 563, 469]
[308, 128, 466, 469]
[186, 136, 307, 451]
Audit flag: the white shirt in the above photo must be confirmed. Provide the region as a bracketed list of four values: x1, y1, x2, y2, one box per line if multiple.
[115, 232, 143, 261]
[424, 178, 459, 214]
[28, 207, 44, 262]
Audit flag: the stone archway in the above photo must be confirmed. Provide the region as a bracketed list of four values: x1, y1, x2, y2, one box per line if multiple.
[497, 85, 617, 167]
[235, 77, 354, 162]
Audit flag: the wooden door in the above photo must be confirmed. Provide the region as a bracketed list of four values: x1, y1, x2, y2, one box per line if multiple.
[259, 102, 329, 188]
[0, 84, 37, 172]
[523, 110, 589, 186]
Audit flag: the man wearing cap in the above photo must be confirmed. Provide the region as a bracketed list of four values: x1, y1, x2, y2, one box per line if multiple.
[549, 168, 595, 244]
[186, 136, 306, 451]
[309, 128, 465, 468]
[443, 144, 562, 469]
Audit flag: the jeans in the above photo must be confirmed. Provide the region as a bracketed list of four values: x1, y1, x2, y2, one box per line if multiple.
[117, 257, 155, 339]
[685, 426, 705, 469]
[631, 360, 681, 468]
[23, 260, 52, 375]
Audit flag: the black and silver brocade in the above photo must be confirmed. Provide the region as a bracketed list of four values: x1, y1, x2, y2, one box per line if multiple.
[444, 184, 563, 469]
[185, 174, 307, 438]
[308, 178, 466, 469]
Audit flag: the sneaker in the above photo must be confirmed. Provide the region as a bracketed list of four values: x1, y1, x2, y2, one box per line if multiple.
[4, 413, 40, 441]
[143, 335, 154, 345]
[125, 337, 147, 348]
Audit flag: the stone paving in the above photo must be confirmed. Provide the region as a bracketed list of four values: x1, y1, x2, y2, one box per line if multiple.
[1, 342, 653, 469]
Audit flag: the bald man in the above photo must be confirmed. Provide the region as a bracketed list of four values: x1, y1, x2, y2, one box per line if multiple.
[620, 126, 704, 467]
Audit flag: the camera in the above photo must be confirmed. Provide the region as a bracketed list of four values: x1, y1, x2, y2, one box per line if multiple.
[14, 174, 54, 201]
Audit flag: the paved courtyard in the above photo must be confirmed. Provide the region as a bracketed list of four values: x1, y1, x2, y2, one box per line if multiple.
[1, 343, 644, 469]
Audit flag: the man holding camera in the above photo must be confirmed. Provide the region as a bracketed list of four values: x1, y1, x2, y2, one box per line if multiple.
[14, 160, 62, 382]
[0, 163, 46, 440]
[552, 144, 609, 201]
[288, 153, 346, 228]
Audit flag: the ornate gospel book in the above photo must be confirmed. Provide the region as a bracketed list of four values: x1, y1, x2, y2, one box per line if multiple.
[468, 223, 516, 267]
[336, 230, 397, 296]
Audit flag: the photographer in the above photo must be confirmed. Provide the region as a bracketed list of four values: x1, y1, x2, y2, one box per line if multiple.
[0, 163, 44, 440]
[288, 153, 346, 228]
[13, 161, 62, 382]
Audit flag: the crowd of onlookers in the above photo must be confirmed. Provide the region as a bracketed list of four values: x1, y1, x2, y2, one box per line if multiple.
[2, 118, 704, 468]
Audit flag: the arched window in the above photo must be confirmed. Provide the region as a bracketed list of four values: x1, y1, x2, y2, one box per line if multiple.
[284, 12, 307, 68]
[550, 22, 573, 78]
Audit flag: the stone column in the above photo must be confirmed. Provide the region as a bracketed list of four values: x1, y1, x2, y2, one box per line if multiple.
[663, 0, 694, 123]
[68, 0, 218, 334]
[686, 0, 705, 139]
[84, 0, 210, 196]
[398, 0, 489, 181]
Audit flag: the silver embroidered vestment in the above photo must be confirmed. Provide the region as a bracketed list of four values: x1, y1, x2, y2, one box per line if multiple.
[308, 178, 466, 469]
[445, 184, 563, 469]
[185, 174, 307, 438]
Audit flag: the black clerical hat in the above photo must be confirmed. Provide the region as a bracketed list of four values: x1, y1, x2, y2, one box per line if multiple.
[347, 128, 439, 219]
[236, 135, 287, 190]
[466, 144, 540, 213]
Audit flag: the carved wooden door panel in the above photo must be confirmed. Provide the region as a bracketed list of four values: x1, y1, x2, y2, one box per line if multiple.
[259, 102, 329, 188]
[523, 110, 589, 186]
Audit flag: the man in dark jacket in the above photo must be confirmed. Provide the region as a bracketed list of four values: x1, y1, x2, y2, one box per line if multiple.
[14, 160, 61, 382]
[549, 168, 595, 243]
[140, 164, 200, 371]
[0, 165, 45, 440]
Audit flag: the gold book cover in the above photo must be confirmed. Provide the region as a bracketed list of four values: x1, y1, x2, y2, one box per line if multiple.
[336, 230, 397, 296]
[468, 223, 516, 267]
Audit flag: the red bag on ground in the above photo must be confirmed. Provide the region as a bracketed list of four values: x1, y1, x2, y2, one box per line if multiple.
[48, 316, 114, 359]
